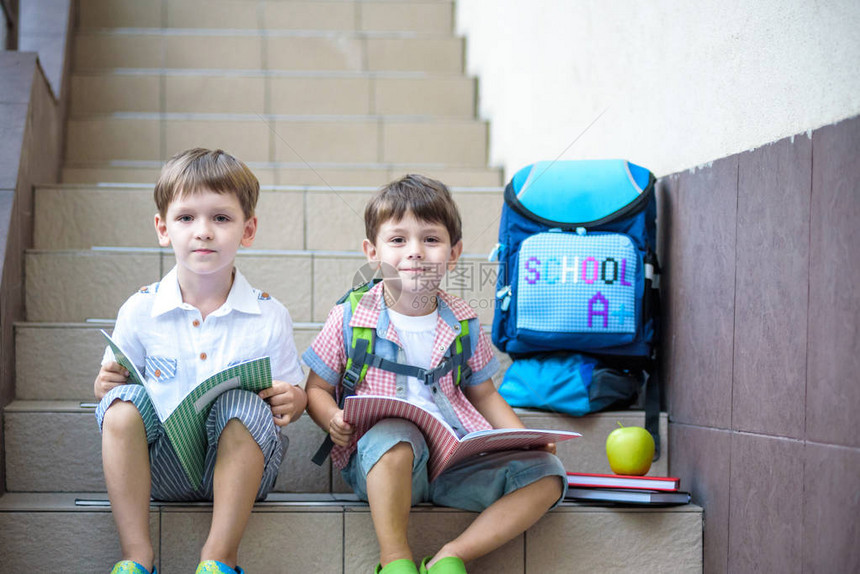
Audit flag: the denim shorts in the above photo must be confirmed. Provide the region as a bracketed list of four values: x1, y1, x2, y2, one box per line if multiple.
[341, 418, 567, 512]
[96, 384, 285, 501]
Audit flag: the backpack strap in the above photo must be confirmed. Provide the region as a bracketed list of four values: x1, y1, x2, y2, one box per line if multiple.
[311, 285, 376, 466]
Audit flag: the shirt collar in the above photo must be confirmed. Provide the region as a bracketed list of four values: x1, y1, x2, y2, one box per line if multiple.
[348, 282, 476, 335]
[151, 266, 261, 317]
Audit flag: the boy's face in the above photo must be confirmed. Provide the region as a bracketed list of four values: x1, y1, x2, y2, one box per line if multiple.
[154, 188, 256, 282]
[363, 212, 463, 306]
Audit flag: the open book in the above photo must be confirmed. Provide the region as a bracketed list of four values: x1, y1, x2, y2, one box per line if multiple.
[343, 395, 581, 480]
[101, 330, 272, 489]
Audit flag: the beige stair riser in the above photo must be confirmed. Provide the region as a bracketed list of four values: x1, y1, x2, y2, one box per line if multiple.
[0, 508, 160, 571]
[0, 495, 702, 573]
[60, 165, 504, 188]
[75, 33, 463, 73]
[14, 324, 506, 401]
[71, 73, 476, 118]
[65, 117, 488, 166]
[4, 410, 331, 493]
[4, 404, 668, 493]
[34, 187, 502, 253]
[24, 251, 501, 323]
[14, 324, 321, 400]
[77, 0, 454, 34]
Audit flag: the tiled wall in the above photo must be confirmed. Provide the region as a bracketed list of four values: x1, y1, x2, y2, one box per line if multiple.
[660, 115, 860, 573]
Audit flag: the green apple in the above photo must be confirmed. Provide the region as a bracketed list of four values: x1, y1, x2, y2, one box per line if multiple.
[605, 423, 655, 476]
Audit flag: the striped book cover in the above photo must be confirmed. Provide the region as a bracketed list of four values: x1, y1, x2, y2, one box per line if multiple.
[343, 395, 580, 480]
[101, 330, 272, 489]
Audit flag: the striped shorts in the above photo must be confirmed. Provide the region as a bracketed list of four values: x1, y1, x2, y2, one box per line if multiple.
[96, 385, 285, 501]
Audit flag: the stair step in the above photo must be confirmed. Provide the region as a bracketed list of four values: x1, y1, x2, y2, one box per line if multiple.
[14, 322, 324, 400]
[65, 115, 488, 166]
[3, 400, 668, 493]
[71, 71, 476, 117]
[34, 184, 503, 252]
[60, 163, 505, 187]
[24, 250, 500, 324]
[78, 0, 454, 34]
[74, 29, 464, 73]
[0, 492, 702, 573]
[13, 322, 509, 401]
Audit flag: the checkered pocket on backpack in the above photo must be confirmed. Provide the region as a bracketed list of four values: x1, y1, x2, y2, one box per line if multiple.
[516, 231, 638, 336]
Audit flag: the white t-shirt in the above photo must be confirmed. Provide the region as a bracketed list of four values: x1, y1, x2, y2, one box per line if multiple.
[386, 307, 448, 423]
[102, 266, 304, 420]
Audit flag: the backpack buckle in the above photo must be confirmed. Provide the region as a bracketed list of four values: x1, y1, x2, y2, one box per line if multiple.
[342, 366, 362, 390]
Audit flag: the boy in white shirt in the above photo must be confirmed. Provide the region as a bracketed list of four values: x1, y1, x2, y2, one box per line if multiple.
[94, 148, 307, 574]
[303, 174, 566, 574]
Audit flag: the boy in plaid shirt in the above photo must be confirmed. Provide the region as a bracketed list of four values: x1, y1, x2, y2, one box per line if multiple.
[303, 175, 566, 574]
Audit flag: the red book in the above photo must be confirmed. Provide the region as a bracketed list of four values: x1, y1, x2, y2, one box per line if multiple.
[567, 472, 680, 491]
[344, 395, 580, 480]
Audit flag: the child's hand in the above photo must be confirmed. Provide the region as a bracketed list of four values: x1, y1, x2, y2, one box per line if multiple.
[94, 361, 129, 400]
[259, 381, 307, 427]
[329, 410, 354, 447]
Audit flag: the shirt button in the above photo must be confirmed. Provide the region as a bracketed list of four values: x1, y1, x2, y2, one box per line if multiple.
[192, 320, 200, 327]
[154, 369, 161, 378]
[199, 352, 207, 360]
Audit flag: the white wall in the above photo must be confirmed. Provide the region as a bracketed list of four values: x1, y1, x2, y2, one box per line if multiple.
[456, 0, 860, 178]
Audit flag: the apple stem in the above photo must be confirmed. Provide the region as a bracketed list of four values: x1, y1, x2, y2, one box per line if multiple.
[616, 422, 625, 429]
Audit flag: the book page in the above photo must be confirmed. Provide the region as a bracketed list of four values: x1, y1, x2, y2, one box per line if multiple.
[343, 395, 460, 475]
[344, 395, 580, 480]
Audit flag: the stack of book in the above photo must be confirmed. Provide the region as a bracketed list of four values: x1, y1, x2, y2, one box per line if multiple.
[565, 472, 692, 506]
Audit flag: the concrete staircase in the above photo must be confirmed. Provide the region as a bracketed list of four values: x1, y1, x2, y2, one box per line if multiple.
[0, 1, 702, 572]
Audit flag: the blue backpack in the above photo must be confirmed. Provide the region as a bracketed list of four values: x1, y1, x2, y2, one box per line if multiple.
[490, 160, 662, 456]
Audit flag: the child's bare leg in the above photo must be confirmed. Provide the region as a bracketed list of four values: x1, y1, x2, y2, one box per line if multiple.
[366, 442, 415, 566]
[200, 419, 264, 567]
[429, 476, 563, 567]
[102, 400, 154, 570]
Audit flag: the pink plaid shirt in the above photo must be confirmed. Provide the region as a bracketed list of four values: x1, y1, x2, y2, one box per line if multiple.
[304, 282, 498, 469]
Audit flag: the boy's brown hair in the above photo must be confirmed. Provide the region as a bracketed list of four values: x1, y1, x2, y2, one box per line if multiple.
[154, 148, 259, 219]
[365, 174, 462, 245]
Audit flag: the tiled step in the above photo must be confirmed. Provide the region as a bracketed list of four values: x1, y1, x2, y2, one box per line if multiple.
[14, 322, 323, 400]
[3, 400, 668, 493]
[74, 29, 464, 73]
[78, 0, 454, 34]
[13, 322, 509, 401]
[33, 184, 503, 253]
[24, 250, 500, 325]
[0, 492, 702, 573]
[64, 115, 489, 166]
[60, 163, 504, 187]
[70, 71, 476, 117]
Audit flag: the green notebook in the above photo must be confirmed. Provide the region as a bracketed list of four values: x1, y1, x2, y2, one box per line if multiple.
[101, 330, 272, 489]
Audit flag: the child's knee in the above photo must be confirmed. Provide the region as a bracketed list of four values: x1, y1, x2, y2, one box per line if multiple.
[547, 475, 565, 497]
[376, 441, 414, 470]
[220, 418, 257, 446]
[102, 400, 144, 434]
[534, 475, 565, 507]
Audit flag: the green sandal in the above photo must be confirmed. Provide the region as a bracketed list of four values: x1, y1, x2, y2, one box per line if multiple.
[195, 560, 245, 574]
[110, 561, 156, 574]
[419, 556, 467, 574]
[374, 558, 420, 573]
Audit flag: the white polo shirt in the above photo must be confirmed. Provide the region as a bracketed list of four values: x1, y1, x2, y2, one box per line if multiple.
[103, 266, 304, 419]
